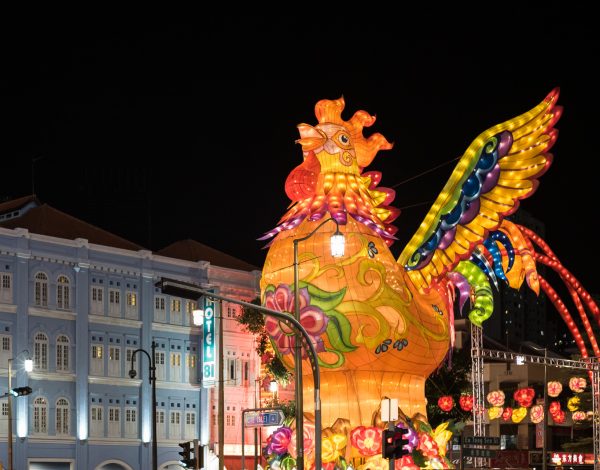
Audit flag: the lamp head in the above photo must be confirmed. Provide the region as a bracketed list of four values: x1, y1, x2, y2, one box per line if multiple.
[129, 369, 137, 379]
[192, 309, 204, 326]
[24, 358, 33, 372]
[330, 227, 345, 258]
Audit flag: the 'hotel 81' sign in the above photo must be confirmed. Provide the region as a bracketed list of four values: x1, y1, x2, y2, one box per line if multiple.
[202, 297, 216, 388]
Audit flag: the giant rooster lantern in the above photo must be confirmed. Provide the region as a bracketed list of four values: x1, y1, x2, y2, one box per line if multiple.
[258, 89, 593, 469]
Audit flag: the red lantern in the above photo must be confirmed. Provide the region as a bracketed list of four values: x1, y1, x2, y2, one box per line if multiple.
[549, 401, 561, 417]
[513, 387, 535, 407]
[459, 394, 473, 412]
[501, 407, 513, 421]
[552, 409, 566, 424]
[438, 396, 454, 412]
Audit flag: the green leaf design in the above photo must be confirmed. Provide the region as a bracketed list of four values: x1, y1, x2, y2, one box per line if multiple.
[325, 310, 356, 353]
[303, 282, 346, 312]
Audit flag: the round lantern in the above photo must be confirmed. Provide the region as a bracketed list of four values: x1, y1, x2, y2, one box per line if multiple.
[549, 401, 561, 417]
[511, 407, 527, 423]
[486, 390, 505, 407]
[459, 394, 473, 412]
[552, 409, 566, 424]
[567, 396, 581, 411]
[513, 387, 535, 407]
[501, 407, 513, 421]
[487, 407, 503, 420]
[569, 377, 587, 393]
[530, 404, 544, 424]
[572, 411, 587, 422]
[438, 396, 454, 412]
[547, 381, 562, 397]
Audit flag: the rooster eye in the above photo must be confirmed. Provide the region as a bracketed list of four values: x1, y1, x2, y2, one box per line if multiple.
[339, 134, 349, 144]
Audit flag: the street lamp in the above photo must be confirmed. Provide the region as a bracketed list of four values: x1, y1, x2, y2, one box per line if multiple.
[293, 217, 345, 470]
[129, 341, 158, 470]
[527, 345, 548, 470]
[270, 380, 278, 403]
[7, 350, 33, 470]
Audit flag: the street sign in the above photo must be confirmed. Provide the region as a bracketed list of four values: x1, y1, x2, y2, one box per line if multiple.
[464, 436, 500, 446]
[462, 448, 497, 458]
[243, 409, 285, 428]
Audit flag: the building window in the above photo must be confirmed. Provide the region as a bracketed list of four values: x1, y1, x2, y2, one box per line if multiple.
[91, 286, 104, 314]
[108, 406, 121, 438]
[56, 275, 70, 310]
[0, 273, 12, 304]
[171, 298, 182, 325]
[56, 335, 70, 372]
[156, 409, 166, 440]
[126, 348, 138, 376]
[185, 411, 196, 439]
[227, 304, 238, 318]
[226, 357, 239, 386]
[169, 410, 181, 440]
[186, 301, 197, 325]
[34, 332, 48, 371]
[186, 353, 197, 383]
[91, 405, 103, 437]
[91, 344, 104, 376]
[154, 296, 166, 322]
[108, 289, 121, 317]
[155, 350, 166, 381]
[125, 407, 137, 438]
[33, 397, 48, 434]
[108, 346, 121, 377]
[1, 400, 8, 417]
[0, 334, 11, 369]
[125, 292, 138, 319]
[55, 398, 70, 435]
[34, 272, 48, 307]
[170, 352, 181, 382]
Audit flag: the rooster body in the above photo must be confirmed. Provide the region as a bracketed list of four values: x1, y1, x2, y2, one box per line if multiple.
[259, 92, 561, 452]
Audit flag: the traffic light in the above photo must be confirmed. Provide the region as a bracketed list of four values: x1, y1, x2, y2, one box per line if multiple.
[178, 440, 198, 468]
[10, 386, 32, 397]
[382, 427, 410, 460]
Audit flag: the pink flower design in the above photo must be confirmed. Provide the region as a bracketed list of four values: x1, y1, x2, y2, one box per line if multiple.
[486, 390, 505, 406]
[417, 433, 439, 459]
[289, 422, 315, 459]
[530, 404, 544, 424]
[569, 376, 587, 393]
[264, 284, 329, 357]
[267, 426, 292, 455]
[547, 381, 562, 397]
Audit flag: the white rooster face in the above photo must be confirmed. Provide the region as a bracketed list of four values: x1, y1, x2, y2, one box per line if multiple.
[296, 122, 359, 174]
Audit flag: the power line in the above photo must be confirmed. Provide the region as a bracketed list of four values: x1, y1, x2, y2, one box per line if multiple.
[389, 156, 460, 189]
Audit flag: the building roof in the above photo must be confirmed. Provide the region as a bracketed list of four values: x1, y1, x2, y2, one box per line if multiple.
[0, 203, 145, 252]
[0, 194, 40, 216]
[157, 239, 259, 272]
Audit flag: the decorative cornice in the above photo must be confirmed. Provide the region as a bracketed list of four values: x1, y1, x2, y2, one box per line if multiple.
[152, 322, 201, 335]
[86, 437, 141, 446]
[29, 307, 77, 321]
[88, 376, 142, 387]
[154, 380, 201, 391]
[0, 304, 17, 314]
[29, 371, 76, 382]
[89, 315, 142, 329]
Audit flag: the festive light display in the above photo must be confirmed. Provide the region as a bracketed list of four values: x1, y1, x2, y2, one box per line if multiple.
[547, 381, 563, 397]
[257, 90, 595, 469]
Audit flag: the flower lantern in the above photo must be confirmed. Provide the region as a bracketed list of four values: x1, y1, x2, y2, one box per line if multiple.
[567, 396, 581, 411]
[459, 394, 473, 412]
[530, 404, 544, 424]
[569, 377, 587, 393]
[552, 409, 566, 424]
[549, 401, 562, 417]
[511, 407, 527, 423]
[486, 390, 505, 406]
[513, 387, 535, 407]
[321, 433, 347, 463]
[487, 406, 503, 420]
[350, 426, 382, 457]
[501, 407, 513, 421]
[572, 411, 587, 422]
[547, 381, 562, 397]
[288, 422, 315, 459]
[438, 396, 454, 412]
[267, 426, 293, 455]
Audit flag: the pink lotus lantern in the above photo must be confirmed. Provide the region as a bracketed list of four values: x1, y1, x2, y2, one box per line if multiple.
[572, 411, 587, 422]
[486, 390, 505, 407]
[569, 377, 587, 393]
[530, 404, 544, 424]
[547, 381, 562, 397]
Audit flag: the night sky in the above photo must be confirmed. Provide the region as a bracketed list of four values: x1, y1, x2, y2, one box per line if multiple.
[2, 16, 598, 298]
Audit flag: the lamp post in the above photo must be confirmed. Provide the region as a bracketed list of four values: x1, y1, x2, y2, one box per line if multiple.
[7, 351, 33, 470]
[270, 379, 279, 404]
[293, 217, 345, 470]
[528, 345, 548, 470]
[129, 341, 158, 470]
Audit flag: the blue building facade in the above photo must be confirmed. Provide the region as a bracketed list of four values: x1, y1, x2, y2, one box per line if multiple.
[0, 198, 261, 470]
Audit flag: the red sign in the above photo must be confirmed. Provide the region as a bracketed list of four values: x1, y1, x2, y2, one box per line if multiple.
[550, 452, 595, 465]
[490, 450, 528, 467]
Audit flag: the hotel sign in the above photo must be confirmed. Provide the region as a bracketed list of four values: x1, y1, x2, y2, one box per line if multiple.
[202, 297, 216, 388]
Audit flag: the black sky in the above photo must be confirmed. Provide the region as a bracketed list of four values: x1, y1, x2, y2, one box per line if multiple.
[2, 16, 599, 295]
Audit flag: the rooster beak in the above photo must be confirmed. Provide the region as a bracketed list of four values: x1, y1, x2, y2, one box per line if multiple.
[295, 124, 326, 151]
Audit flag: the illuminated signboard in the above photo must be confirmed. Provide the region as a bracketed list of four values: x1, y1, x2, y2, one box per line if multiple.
[202, 297, 216, 388]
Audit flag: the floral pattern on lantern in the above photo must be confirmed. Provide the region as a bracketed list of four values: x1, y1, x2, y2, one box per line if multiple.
[547, 381, 562, 397]
[321, 433, 347, 463]
[530, 404, 544, 424]
[487, 407, 503, 420]
[486, 390, 505, 406]
[513, 387, 536, 407]
[459, 394, 473, 412]
[569, 377, 587, 393]
[552, 409, 566, 424]
[549, 401, 562, 417]
[572, 411, 587, 422]
[511, 407, 527, 423]
[501, 407, 513, 421]
[438, 396, 454, 412]
[567, 396, 581, 411]
[350, 426, 382, 457]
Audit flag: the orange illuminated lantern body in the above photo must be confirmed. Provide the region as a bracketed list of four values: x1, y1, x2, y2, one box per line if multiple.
[259, 92, 563, 440]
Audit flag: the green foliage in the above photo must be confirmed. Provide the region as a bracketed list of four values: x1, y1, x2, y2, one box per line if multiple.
[236, 297, 265, 334]
[263, 398, 296, 422]
[425, 347, 472, 428]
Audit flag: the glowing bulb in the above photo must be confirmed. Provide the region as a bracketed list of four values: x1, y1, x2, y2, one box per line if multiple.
[192, 309, 204, 326]
[24, 358, 33, 372]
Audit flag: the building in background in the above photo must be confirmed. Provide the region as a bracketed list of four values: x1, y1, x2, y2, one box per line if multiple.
[0, 196, 261, 470]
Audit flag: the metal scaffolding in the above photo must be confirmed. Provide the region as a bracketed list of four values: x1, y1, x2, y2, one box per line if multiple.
[470, 323, 600, 470]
